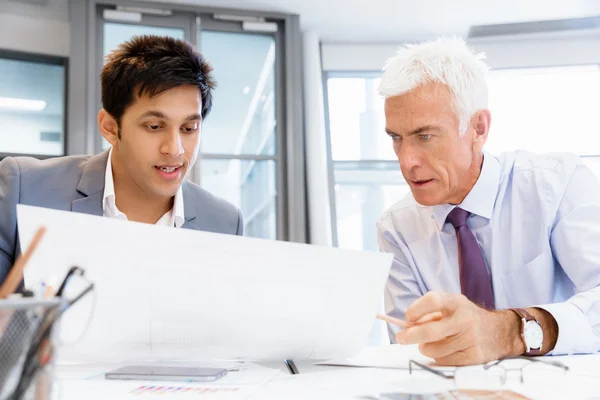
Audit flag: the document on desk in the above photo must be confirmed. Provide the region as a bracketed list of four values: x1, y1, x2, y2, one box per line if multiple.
[57, 380, 268, 400]
[17, 205, 393, 362]
[54, 360, 280, 400]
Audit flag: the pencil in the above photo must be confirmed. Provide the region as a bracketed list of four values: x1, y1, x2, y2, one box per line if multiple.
[0, 226, 47, 299]
[376, 311, 444, 328]
[376, 313, 410, 328]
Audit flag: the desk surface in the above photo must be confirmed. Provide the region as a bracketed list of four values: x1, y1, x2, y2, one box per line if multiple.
[253, 356, 600, 400]
[52, 355, 600, 400]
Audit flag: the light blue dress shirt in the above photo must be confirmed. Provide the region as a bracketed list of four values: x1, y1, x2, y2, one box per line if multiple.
[377, 150, 600, 355]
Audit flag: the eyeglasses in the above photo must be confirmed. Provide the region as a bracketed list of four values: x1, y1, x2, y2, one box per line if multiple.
[54, 266, 96, 344]
[409, 357, 569, 393]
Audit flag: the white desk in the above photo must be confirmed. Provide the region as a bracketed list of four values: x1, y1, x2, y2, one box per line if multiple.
[252, 356, 600, 400]
[52, 355, 600, 400]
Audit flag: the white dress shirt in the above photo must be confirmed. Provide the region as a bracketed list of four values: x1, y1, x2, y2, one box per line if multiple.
[378, 150, 600, 355]
[103, 148, 185, 228]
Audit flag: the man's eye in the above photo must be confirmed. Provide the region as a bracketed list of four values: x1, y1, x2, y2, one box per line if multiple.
[182, 125, 198, 133]
[147, 125, 161, 130]
[389, 134, 401, 141]
[419, 134, 431, 141]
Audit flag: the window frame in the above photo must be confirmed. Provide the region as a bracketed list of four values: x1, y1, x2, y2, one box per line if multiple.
[323, 71, 400, 247]
[0, 49, 69, 160]
[193, 17, 283, 241]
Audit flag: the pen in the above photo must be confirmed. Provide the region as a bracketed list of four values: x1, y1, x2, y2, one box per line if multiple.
[284, 359, 299, 375]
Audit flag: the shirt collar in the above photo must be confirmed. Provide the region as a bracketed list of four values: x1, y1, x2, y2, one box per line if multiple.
[172, 185, 185, 228]
[103, 147, 185, 228]
[431, 151, 501, 230]
[102, 148, 117, 213]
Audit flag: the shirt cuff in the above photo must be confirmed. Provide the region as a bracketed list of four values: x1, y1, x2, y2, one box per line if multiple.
[537, 302, 599, 355]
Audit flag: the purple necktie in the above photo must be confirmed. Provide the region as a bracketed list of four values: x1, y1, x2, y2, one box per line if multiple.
[446, 207, 495, 309]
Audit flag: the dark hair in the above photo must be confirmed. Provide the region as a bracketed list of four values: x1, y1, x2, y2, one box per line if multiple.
[100, 35, 216, 130]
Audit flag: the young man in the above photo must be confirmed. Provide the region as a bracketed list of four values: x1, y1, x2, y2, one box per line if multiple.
[0, 35, 243, 285]
[377, 37, 600, 365]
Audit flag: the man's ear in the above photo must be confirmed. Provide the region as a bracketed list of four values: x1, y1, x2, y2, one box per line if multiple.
[98, 109, 120, 145]
[471, 109, 491, 153]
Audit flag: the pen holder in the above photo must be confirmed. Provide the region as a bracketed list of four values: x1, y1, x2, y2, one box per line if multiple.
[0, 298, 62, 400]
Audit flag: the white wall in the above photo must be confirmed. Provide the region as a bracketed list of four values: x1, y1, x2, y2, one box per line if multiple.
[321, 33, 600, 72]
[0, 0, 69, 56]
[470, 34, 600, 69]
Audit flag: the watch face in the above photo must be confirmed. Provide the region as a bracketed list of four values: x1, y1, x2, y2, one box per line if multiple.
[524, 320, 544, 349]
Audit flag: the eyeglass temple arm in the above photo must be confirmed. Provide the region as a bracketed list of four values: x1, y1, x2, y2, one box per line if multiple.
[65, 283, 95, 309]
[409, 360, 453, 379]
[55, 266, 85, 297]
[485, 356, 569, 371]
[521, 356, 569, 371]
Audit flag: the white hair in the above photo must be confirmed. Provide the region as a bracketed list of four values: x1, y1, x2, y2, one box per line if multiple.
[378, 36, 489, 135]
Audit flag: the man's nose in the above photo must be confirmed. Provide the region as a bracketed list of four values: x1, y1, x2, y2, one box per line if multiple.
[398, 143, 422, 173]
[160, 129, 184, 157]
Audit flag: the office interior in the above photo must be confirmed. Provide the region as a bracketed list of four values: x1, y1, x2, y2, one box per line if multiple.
[1, 0, 600, 346]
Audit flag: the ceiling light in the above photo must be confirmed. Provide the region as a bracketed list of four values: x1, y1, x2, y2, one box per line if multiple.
[243, 87, 250, 94]
[0, 97, 47, 112]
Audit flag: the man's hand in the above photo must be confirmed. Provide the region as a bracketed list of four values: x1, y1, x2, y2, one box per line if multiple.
[387, 292, 527, 366]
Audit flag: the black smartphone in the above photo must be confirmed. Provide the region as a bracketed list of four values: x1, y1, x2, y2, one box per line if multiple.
[105, 366, 228, 382]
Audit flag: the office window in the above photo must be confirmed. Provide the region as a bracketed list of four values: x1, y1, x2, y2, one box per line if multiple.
[487, 65, 600, 178]
[201, 159, 277, 239]
[326, 66, 600, 251]
[199, 31, 278, 240]
[0, 51, 67, 157]
[326, 76, 407, 252]
[326, 75, 407, 347]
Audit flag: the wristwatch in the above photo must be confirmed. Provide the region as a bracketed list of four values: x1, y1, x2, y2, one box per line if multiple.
[511, 308, 543, 355]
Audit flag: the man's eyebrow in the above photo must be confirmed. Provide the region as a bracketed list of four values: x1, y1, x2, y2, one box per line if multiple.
[184, 113, 202, 122]
[137, 111, 202, 122]
[407, 125, 440, 136]
[385, 125, 440, 136]
[137, 111, 167, 121]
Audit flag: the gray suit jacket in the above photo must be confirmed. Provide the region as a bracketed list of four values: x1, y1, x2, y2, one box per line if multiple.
[0, 150, 243, 284]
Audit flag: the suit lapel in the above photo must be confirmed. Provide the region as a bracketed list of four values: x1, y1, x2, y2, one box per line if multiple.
[71, 150, 110, 217]
[71, 192, 104, 216]
[181, 219, 199, 230]
[181, 181, 198, 229]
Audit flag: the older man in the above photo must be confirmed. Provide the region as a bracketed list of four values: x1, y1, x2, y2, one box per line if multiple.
[377, 37, 600, 366]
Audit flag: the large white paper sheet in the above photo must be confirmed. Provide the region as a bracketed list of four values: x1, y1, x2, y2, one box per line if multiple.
[17, 205, 393, 362]
[317, 344, 434, 369]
